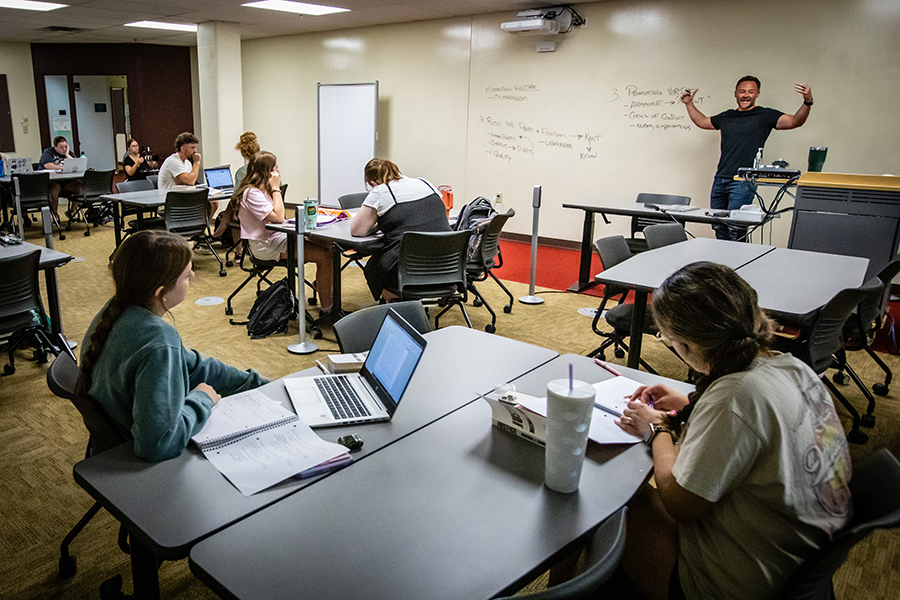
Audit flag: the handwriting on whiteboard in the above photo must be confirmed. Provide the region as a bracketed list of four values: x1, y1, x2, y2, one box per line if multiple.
[608, 85, 707, 132]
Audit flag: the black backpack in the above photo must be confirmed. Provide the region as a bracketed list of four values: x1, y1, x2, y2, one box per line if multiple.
[453, 196, 497, 262]
[237, 278, 297, 339]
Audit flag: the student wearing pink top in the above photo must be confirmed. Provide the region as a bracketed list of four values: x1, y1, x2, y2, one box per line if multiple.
[228, 151, 333, 314]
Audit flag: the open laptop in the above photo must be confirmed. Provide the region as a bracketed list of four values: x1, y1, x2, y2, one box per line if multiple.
[284, 308, 427, 427]
[203, 165, 235, 195]
[61, 157, 87, 173]
[9, 157, 33, 174]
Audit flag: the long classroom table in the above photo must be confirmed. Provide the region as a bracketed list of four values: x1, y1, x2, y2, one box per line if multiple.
[73, 326, 557, 599]
[189, 353, 694, 600]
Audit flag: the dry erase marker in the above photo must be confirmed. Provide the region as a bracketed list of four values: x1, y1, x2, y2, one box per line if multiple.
[594, 358, 622, 377]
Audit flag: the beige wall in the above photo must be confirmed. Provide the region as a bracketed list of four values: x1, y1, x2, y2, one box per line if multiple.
[0, 41, 42, 160]
[241, 0, 899, 243]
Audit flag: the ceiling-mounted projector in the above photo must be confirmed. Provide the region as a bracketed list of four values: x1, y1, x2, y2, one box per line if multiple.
[500, 6, 584, 35]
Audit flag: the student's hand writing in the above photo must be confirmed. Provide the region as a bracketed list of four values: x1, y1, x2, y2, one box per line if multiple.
[193, 382, 221, 404]
[628, 384, 690, 411]
[616, 400, 664, 441]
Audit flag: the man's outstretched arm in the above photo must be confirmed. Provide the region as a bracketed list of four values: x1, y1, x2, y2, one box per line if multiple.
[681, 88, 714, 130]
[777, 83, 813, 130]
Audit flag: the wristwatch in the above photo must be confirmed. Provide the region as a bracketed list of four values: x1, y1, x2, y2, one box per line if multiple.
[804, 99, 814, 106]
[645, 422, 674, 446]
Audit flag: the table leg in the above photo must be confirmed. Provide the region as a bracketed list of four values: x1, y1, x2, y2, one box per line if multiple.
[44, 267, 63, 336]
[567, 210, 596, 293]
[286, 230, 297, 314]
[113, 201, 123, 247]
[330, 243, 342, 319]
[129, 535, 161, 600]
[627, 290, 648, 370]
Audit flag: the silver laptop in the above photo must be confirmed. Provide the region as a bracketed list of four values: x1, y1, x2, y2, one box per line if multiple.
[61, 157, 87, 173]
[285, 309, 427, 428]
[9, 157, 33, 174]
[203, 165, 234, 194]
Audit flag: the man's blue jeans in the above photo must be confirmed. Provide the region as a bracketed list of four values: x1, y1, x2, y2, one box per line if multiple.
[709, 177, 756, 241]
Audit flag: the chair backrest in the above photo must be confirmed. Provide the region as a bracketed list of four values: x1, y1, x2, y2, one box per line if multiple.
[803, 287, 870, 374]
[495, 507, 628, 600]
[469, 208, 515, 270]
[13, 172, 51, 207]
[280, 183, 288, 201]
[338, 192, 367, 210]
[164, 189, 211, 236]
[398, 230, 471, 296]
[147, 174, 159, 188]
[81, 169, 116, 200]
[116, 179, 154, 194]
[333, 301, 431, 353]
[643, 223, 688, 249]
[593, 235, 633, 271]
[46, 353, 132, 456]
[635, 192, 691, 206]
[778, 449, 900, 600]
[0, 249, 45, 334]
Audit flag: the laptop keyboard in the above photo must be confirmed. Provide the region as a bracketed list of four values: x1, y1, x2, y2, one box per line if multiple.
[315, 375, 371, 420]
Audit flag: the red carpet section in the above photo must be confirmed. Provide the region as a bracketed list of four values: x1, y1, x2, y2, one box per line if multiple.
[494, 239, 900, 354]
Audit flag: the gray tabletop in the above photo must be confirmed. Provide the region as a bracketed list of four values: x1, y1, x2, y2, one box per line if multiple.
[1, 170, 85, 184]
[0, 238, 72, 268]
[189, 354, 693, 600]
[73, 327, 556, 560]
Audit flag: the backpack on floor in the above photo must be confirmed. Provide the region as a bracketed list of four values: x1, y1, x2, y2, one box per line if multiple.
[453, 196, 497, 262]
[240, 278, 297, 339]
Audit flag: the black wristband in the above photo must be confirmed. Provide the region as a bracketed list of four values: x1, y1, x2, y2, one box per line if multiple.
[804, 99, 814, 106]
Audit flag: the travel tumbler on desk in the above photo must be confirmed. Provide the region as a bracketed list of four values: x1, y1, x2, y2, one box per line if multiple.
[545, 378, 595, 493]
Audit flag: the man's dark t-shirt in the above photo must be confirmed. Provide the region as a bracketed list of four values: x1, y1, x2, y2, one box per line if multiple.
[40, 146, 68, 168]
[709, 107, 783, 178]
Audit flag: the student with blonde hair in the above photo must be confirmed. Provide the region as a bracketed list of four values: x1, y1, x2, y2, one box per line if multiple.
[77, 231, 266, 461]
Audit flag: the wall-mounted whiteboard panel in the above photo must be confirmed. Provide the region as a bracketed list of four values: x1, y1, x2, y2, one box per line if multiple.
[318, 82, 377, 207]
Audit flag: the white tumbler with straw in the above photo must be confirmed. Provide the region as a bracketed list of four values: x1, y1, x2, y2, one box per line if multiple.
[544, 366, 595, 493]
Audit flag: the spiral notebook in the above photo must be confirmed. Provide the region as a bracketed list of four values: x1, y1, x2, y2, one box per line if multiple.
[192, 389, 349, 496]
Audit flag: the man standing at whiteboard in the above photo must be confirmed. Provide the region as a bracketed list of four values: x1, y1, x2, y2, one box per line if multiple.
[681, 77, 813, 240]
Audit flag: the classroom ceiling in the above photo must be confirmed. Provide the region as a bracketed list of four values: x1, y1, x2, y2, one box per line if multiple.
[0, 0, 594, 45]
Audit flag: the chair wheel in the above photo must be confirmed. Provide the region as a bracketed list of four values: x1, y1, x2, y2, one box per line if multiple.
[219, 270, 227, 277]
[832, 372, 849, 385]
[313, 328, 323, 339]
[873, 383, 889, 396]
[35, 350, 49, 364]
[225, 307, 233, 316]
[59, 554, 77, 578]
[847, 429, 869, 444]
[59, 233, 66, 240]
[485, 324, 496, 334]
[473, 298, 483, 307]
[226, 260, 234, 267]
[614, 348, 625, 359]
[65, 223, 72, 231]
[860, 414, 876, 428]
[3, 364, 14, 375]
[503, 305, 512, 314]
[84, 230, 91, 236]
[307, 297, 318, 306]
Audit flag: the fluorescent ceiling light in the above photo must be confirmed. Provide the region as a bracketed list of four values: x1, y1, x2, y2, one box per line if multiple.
[125, 21, 198, 33]
[243, 0, 349, 16]
[0, 0, 67, 11]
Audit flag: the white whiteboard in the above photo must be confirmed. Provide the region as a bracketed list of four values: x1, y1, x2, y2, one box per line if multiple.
[318, 82, 378, 207]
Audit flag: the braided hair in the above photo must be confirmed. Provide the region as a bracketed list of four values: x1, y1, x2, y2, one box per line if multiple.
[651, 261, 773, 417]
[76, 231, 192, 397]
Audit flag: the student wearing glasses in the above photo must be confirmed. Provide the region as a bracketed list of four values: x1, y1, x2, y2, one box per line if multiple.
[612, 261, 851, 600]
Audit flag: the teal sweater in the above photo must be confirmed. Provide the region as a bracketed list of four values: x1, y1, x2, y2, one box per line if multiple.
[81, 305, 266, 461]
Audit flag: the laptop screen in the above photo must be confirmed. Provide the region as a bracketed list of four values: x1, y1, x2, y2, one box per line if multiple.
[204, 167, 234, 189]
[362, 309, 427, 409]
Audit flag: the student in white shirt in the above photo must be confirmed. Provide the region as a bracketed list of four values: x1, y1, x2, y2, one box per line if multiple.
[158, 132, 216, 219]
[614, 261, 852, 600]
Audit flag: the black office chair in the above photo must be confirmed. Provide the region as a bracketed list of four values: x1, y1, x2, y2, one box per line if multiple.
[147, 174, 159, 188]
[67, 169, 115, 236]
[46, 353, 132, 579]
[333, 301, 430, 353]
[164, 189, 226, 277]
[12, 172, 65, 240]
[627, 193, 691, 253]
[777, 449, 900, 600]
[116, 179, 154, 194]
[643, 222, 688, 250]
[773, 287, 872, 444]
[586, 236, 659, 374]
[835, 256, 900, 399]
[337, 192, 367, 210]
[335, 192, 370, 271]
[394, 230, 473, 329]
[494, 507, 627, 600]
[465, 209, 515, 334]
[0, 249, 59, 375]
[115, 178, 162, 240]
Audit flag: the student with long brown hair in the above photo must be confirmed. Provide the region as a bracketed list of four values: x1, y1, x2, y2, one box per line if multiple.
[612, 261, 851, 600]
[350, 158, 450, 301]
[77, 231, 266, 461]
[228, 150, 333, 313]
